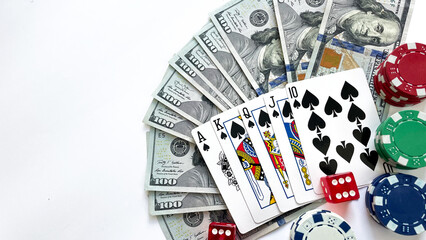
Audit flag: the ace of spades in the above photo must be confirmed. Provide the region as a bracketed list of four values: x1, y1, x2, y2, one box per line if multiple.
[191, 124, 266, 233]
[285, 69, 384, 194]
[210, 108, 281, 223]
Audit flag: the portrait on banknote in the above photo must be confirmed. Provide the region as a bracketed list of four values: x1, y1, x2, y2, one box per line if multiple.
[319, 0, 402, 47]
[178, 96, 219, 124]
[175, 147, 214, 188]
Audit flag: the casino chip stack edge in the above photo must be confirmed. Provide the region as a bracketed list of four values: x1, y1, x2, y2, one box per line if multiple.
[374, 43, 426, 107]
[365, 173, 426, 236]
[290, 209, 356, 240]
[374, 110, 426, 169]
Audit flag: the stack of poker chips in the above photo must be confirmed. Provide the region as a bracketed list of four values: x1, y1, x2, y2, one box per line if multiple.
[374, 43, 426, 107]
[290, 209, 356, 240]
[375, 110, 426, 169]
[365, 173, 426, 236]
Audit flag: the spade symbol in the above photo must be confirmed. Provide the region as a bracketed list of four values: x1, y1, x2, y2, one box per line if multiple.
[336, 141, 354, 163]
[272, 110, 279, 118]
[283, 101, 293, 119]
[248, 120, 255, 128]
[258, 110, 271, 128]
[308, 112, 326, 133]
[347, 103, 366, 124]
[203, 143, 210, 151]
[302, 90, 319, 110]
[319, 157, 338, 175]
[293, 100, 301, 109]
[220, 132, 227, 140]
[230, 121, 245, 139]
[341, 81, 359, 102]
[324, 97, 342, 117]
[353, 127, 371, 146]
[313, 134, 331, 155]
[360, 148, 379, 171]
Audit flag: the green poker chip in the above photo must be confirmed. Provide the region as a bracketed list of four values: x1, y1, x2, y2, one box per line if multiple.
[379, 110, 426, 169]
[375, 126, 413, 170]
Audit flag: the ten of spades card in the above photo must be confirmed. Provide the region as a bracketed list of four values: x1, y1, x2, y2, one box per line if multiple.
[263, 89, 324, 203]
[210, 108, 282, 223]
[191, 123, 265, 234]
[285, 68, 385, 194]
[237, 97, 302, 212]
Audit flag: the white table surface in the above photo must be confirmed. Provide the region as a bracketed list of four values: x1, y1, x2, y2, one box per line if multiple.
[0, 0, 425, 239]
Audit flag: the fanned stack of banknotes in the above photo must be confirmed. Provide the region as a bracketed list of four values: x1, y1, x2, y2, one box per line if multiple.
[143, 0, 414, 239]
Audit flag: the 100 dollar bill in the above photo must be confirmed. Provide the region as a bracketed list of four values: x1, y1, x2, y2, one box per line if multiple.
[169, 55, 230, 111]
[145, 128, 218, 193]
[307, 0, 415, 78]
[143, 100, 196, 143]
[158, 200, 325, 240]
[153, 67, 220, 125]
[305, 0, 414, 119]
[178, 39, 245, 107]
[195, 22, 258, 100]
[273, 0, 327, 82]
[149, 192, 226, 215]
[210, 0, 288, 93]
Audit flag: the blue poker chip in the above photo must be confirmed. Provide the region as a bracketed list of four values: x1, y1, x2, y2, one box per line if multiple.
[372, 173, 426, 235]
[365, 173, 391, 223]
[292, 210, 356, 240]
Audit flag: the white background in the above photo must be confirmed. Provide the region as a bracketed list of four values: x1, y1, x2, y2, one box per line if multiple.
[0, 0, 425, 239]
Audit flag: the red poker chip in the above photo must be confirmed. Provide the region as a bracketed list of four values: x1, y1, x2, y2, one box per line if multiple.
[377, 66, 422, 104]
[384, 43, 426, 98]
[374, 71, 418, 107]
[379, 61, 426, 102]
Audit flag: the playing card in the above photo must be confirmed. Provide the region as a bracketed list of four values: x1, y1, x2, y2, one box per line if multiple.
[210, 108, 281, 223]
[286, 68, 385, 194]
[263, 89, 323, 204]
[237, 97, 302, 212]
[191, 123, 266, 233]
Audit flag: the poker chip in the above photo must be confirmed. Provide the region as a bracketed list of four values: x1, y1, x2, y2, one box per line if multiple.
[373, 43, 426, 106]
[365, 173, 391, 224]
[290, 210, 356, 240]
[384, 43, 426, 98]
[374, 125, 413, 170]
[374, 74, 413, 108]
[290, 210, 327, 240]
[379, 110, 426, 169]
[375, 72, 420, 106]
[372, 173, 426, 235]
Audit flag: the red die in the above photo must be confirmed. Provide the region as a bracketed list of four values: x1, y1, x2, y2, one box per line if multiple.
[208, 222, 236, 240]
[320, 172, 360, 203]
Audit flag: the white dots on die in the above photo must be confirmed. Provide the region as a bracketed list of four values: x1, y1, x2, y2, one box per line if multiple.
[212, 228, 218, 235]
[332, 179, 338, 185]
[225, 230, 231, 236]
[343, 191, 349, 198]
[339, 178, 345, 184]
[346, 176, 352, 183]
[336, 193, 342, 199]
[219, 229, 224, 235]
[350, 190, 356, 196]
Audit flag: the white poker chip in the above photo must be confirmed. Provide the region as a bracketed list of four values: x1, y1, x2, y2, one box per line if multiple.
[291, 210, 330, 240]
[290, 210, 323, 239]
[291, 210, 356, 240]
